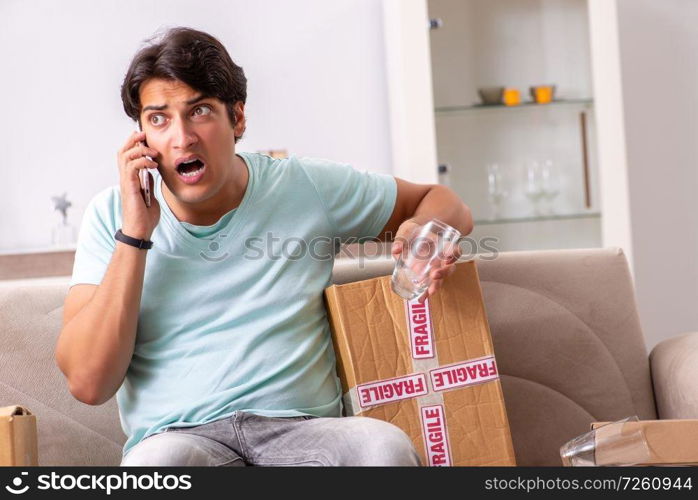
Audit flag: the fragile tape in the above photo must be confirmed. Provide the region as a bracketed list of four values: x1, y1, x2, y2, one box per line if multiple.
[421, 404, 451, 466]
[408, 297, 450, 466]
[342, 297, 499, 466]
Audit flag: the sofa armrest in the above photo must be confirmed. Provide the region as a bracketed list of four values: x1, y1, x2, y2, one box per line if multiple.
[650, 332, 698, 419]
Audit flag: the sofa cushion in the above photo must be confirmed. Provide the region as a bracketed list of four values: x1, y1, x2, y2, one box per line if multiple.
[0, 282, 126, 466]
[476, 248, 657, 465]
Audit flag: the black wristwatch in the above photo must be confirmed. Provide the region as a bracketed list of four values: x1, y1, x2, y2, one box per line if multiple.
[114, 229, 154, 250]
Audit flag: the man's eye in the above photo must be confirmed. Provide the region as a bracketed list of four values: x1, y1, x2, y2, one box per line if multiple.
[193, 105, 212, 116]
[149, 115, 165, 126]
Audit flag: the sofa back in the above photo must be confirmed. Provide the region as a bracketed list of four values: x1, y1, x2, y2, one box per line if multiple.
[476, 248, 657, 465]
[0, 281, 125, 466]
[0, 248, 657, 466]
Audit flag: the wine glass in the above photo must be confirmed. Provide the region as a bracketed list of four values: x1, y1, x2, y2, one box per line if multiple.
[525, 161, 546, 216]
[541, 160, 560, 215]
[486, 163, 508, 220]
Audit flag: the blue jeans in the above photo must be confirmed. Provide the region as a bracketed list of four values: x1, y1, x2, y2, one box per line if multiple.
[121, 411, 422, 466]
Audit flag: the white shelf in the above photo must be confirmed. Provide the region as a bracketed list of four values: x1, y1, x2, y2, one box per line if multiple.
[474, 212, 601, 226]
[0, 244, 77, 256]
[435, 99, 594, 116]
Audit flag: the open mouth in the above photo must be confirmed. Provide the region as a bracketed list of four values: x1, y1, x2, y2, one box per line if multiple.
[176, 159, 206, 184]
[176, 159, 205, 176]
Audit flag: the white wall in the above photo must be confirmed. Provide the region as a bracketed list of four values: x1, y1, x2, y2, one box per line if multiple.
[382, 0, 439, 184]
[0, 0, 393, 251]
[587, 0, 634, 269]
[613, 0, 698, 350]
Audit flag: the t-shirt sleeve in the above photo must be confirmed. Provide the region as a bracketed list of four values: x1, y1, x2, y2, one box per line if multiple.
[69, 187, 120, 288]
[299, 157, 397, 244]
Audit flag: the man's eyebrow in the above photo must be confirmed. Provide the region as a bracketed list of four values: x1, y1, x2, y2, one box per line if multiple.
[141, 94, 208, 113]
[186, 94, 208, 105]
[142, 103, 167, 112]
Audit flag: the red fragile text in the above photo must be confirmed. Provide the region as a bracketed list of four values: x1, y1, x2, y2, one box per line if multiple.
[421, 405, 451, 466]
[430, 357, 498, 392]
[407, 298, 434, 359]
[358, 373, 428, 408]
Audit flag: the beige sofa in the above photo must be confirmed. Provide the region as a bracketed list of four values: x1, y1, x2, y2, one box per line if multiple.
[1, 247, 696, 466]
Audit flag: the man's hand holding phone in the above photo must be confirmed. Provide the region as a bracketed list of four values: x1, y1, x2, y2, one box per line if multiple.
[117, 130, 161, 241]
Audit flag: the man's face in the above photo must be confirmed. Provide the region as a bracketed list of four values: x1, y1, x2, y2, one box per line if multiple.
[138, 78, 245, 204]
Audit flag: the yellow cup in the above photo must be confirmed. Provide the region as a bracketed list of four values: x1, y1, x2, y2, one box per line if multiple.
[502, 88, 521, 106]
[530, 85, 556, 104]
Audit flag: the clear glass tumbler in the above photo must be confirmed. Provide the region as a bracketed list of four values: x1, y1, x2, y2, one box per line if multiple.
[391, 219, 461, 300]
[559, 416, 651, 466]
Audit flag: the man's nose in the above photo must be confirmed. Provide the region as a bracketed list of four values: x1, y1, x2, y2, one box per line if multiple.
[172, 119, 198, 150]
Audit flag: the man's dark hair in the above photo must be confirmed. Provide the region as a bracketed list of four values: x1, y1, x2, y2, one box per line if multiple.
[121, 27, 247, 142]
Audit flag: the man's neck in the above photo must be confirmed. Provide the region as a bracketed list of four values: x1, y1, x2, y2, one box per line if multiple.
[162, 154, 249, 226]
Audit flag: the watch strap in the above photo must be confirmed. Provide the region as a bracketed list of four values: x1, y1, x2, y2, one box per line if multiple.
[114, 229, 153, 250]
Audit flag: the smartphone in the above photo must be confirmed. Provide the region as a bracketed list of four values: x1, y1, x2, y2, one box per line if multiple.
[137, 123, 152, 208]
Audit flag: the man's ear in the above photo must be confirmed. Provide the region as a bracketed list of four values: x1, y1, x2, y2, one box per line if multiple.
[234, 101, 246, 139]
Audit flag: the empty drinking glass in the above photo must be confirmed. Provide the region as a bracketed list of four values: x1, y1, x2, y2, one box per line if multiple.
[486, 163, 508, 220]
[525, 161, 546, 216]
[541, 159, 560, 215]
[560, 416, 651, 466]
[391, 219, 461, 301]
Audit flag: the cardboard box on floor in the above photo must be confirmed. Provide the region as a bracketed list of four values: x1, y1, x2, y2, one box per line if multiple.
[0, 405, 38, 466]
[324, 260, 516, 466]
[590, 420, 698, 466]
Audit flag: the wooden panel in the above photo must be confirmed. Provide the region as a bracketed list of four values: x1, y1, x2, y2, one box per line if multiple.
[0, 251, 75, 280]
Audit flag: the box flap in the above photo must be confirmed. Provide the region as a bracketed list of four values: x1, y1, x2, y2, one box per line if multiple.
[0, 406, 38, 465]
[591, 419, 698, 465]
[0, 405, 33, 417]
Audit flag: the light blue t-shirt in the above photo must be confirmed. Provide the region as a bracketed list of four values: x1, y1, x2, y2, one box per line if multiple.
[69, 152, 397, 456]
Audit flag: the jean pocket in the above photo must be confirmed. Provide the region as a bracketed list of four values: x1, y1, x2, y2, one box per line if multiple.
[260, 415, 314, 421]
[165, 425, 198, 433]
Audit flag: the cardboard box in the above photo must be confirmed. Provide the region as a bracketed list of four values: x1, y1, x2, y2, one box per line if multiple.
[590, 420, 698, 466]
[324, 260, 516, 466]
[0, 405, 38, 466]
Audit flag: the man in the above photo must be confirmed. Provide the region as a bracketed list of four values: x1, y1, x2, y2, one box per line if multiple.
[56, 27, 472, 467]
